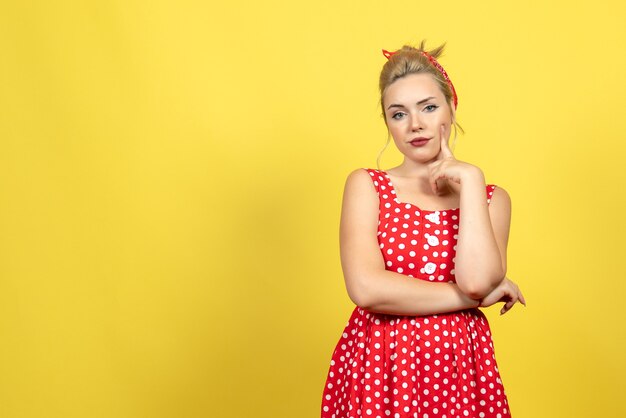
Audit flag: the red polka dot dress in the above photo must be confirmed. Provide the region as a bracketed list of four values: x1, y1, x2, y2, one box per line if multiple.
[321, 168, 511, 418]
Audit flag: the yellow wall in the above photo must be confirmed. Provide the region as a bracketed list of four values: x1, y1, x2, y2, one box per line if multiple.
[1, 1, 625, 417]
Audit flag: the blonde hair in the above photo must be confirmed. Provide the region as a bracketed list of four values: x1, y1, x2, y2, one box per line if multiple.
[376, 40, 465, 171]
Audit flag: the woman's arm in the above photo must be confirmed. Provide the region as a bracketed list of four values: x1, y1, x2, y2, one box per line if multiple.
[479, 276, 526, 315]
[340, 168, 480, 316]
[453, 168, 512, 299]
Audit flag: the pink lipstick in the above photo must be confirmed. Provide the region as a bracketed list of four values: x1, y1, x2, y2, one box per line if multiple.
[409, 137, 430, 147]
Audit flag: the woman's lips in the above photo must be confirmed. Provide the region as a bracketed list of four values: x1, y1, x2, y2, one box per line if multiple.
[409, 138, 430, 147]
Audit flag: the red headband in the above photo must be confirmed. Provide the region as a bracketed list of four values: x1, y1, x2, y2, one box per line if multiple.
[382, 48, 458, 109]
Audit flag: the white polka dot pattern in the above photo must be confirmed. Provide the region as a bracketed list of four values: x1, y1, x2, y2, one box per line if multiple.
[321, 168, 510, 418]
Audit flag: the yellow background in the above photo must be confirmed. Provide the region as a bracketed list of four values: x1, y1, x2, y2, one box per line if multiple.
[1, 1, 625, 417]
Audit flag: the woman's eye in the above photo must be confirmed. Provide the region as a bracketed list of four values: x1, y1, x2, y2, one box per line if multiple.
[424, 104, 438, 112]
[392, 112, 405, 120]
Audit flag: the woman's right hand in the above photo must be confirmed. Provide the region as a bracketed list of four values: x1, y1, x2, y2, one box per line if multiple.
[479, 276, 526, 315]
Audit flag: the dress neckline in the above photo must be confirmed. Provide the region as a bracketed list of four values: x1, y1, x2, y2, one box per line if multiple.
[380, 169, 460, 213]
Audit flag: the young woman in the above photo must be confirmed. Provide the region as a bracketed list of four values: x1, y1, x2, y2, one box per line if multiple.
[321, 41, 526, 418]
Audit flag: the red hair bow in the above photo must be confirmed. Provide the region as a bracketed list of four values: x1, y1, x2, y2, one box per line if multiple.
[382, 48, 458, 109]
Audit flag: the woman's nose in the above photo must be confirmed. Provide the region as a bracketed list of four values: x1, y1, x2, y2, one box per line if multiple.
[410, 112, 424, 131]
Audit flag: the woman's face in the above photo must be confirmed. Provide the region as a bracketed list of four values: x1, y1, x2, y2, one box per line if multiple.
[383, 73, 455, 163]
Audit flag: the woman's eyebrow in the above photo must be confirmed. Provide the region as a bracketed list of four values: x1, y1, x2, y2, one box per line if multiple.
[386, 96, 436, 110]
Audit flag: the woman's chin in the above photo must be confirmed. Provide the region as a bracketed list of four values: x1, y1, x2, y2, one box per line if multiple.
[405, 151, 439, 164]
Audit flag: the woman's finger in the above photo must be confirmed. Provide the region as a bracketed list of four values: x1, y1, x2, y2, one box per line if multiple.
[429, 165, 440, 195]
[500, 298, 517, 315]
[519, 290, 527, 306]
[501, 288, 519, 312]
[500, 303, 510, 315]
[439, 124, 454, 159]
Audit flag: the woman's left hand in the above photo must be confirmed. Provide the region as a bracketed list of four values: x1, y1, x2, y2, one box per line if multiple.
[479, 276, 527, 315]
[428, 124, 482, 195]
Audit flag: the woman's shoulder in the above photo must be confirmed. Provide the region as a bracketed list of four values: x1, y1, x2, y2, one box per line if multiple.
[343, 168, 383, 194]
[341, 169, 381, 215]
[346, 167, 387, 179]
[345, 167, 386, 184]
[488, 184, 511, 205]
[347, 167, 382, 175]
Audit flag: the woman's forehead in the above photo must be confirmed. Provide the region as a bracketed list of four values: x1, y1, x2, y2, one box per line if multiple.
[384, 74, 443, 102]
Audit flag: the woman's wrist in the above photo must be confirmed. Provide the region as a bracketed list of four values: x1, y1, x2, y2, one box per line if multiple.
[453, 283, 481, 308]
[458, 166, 485, 188]
[466, 293, 481, 308]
